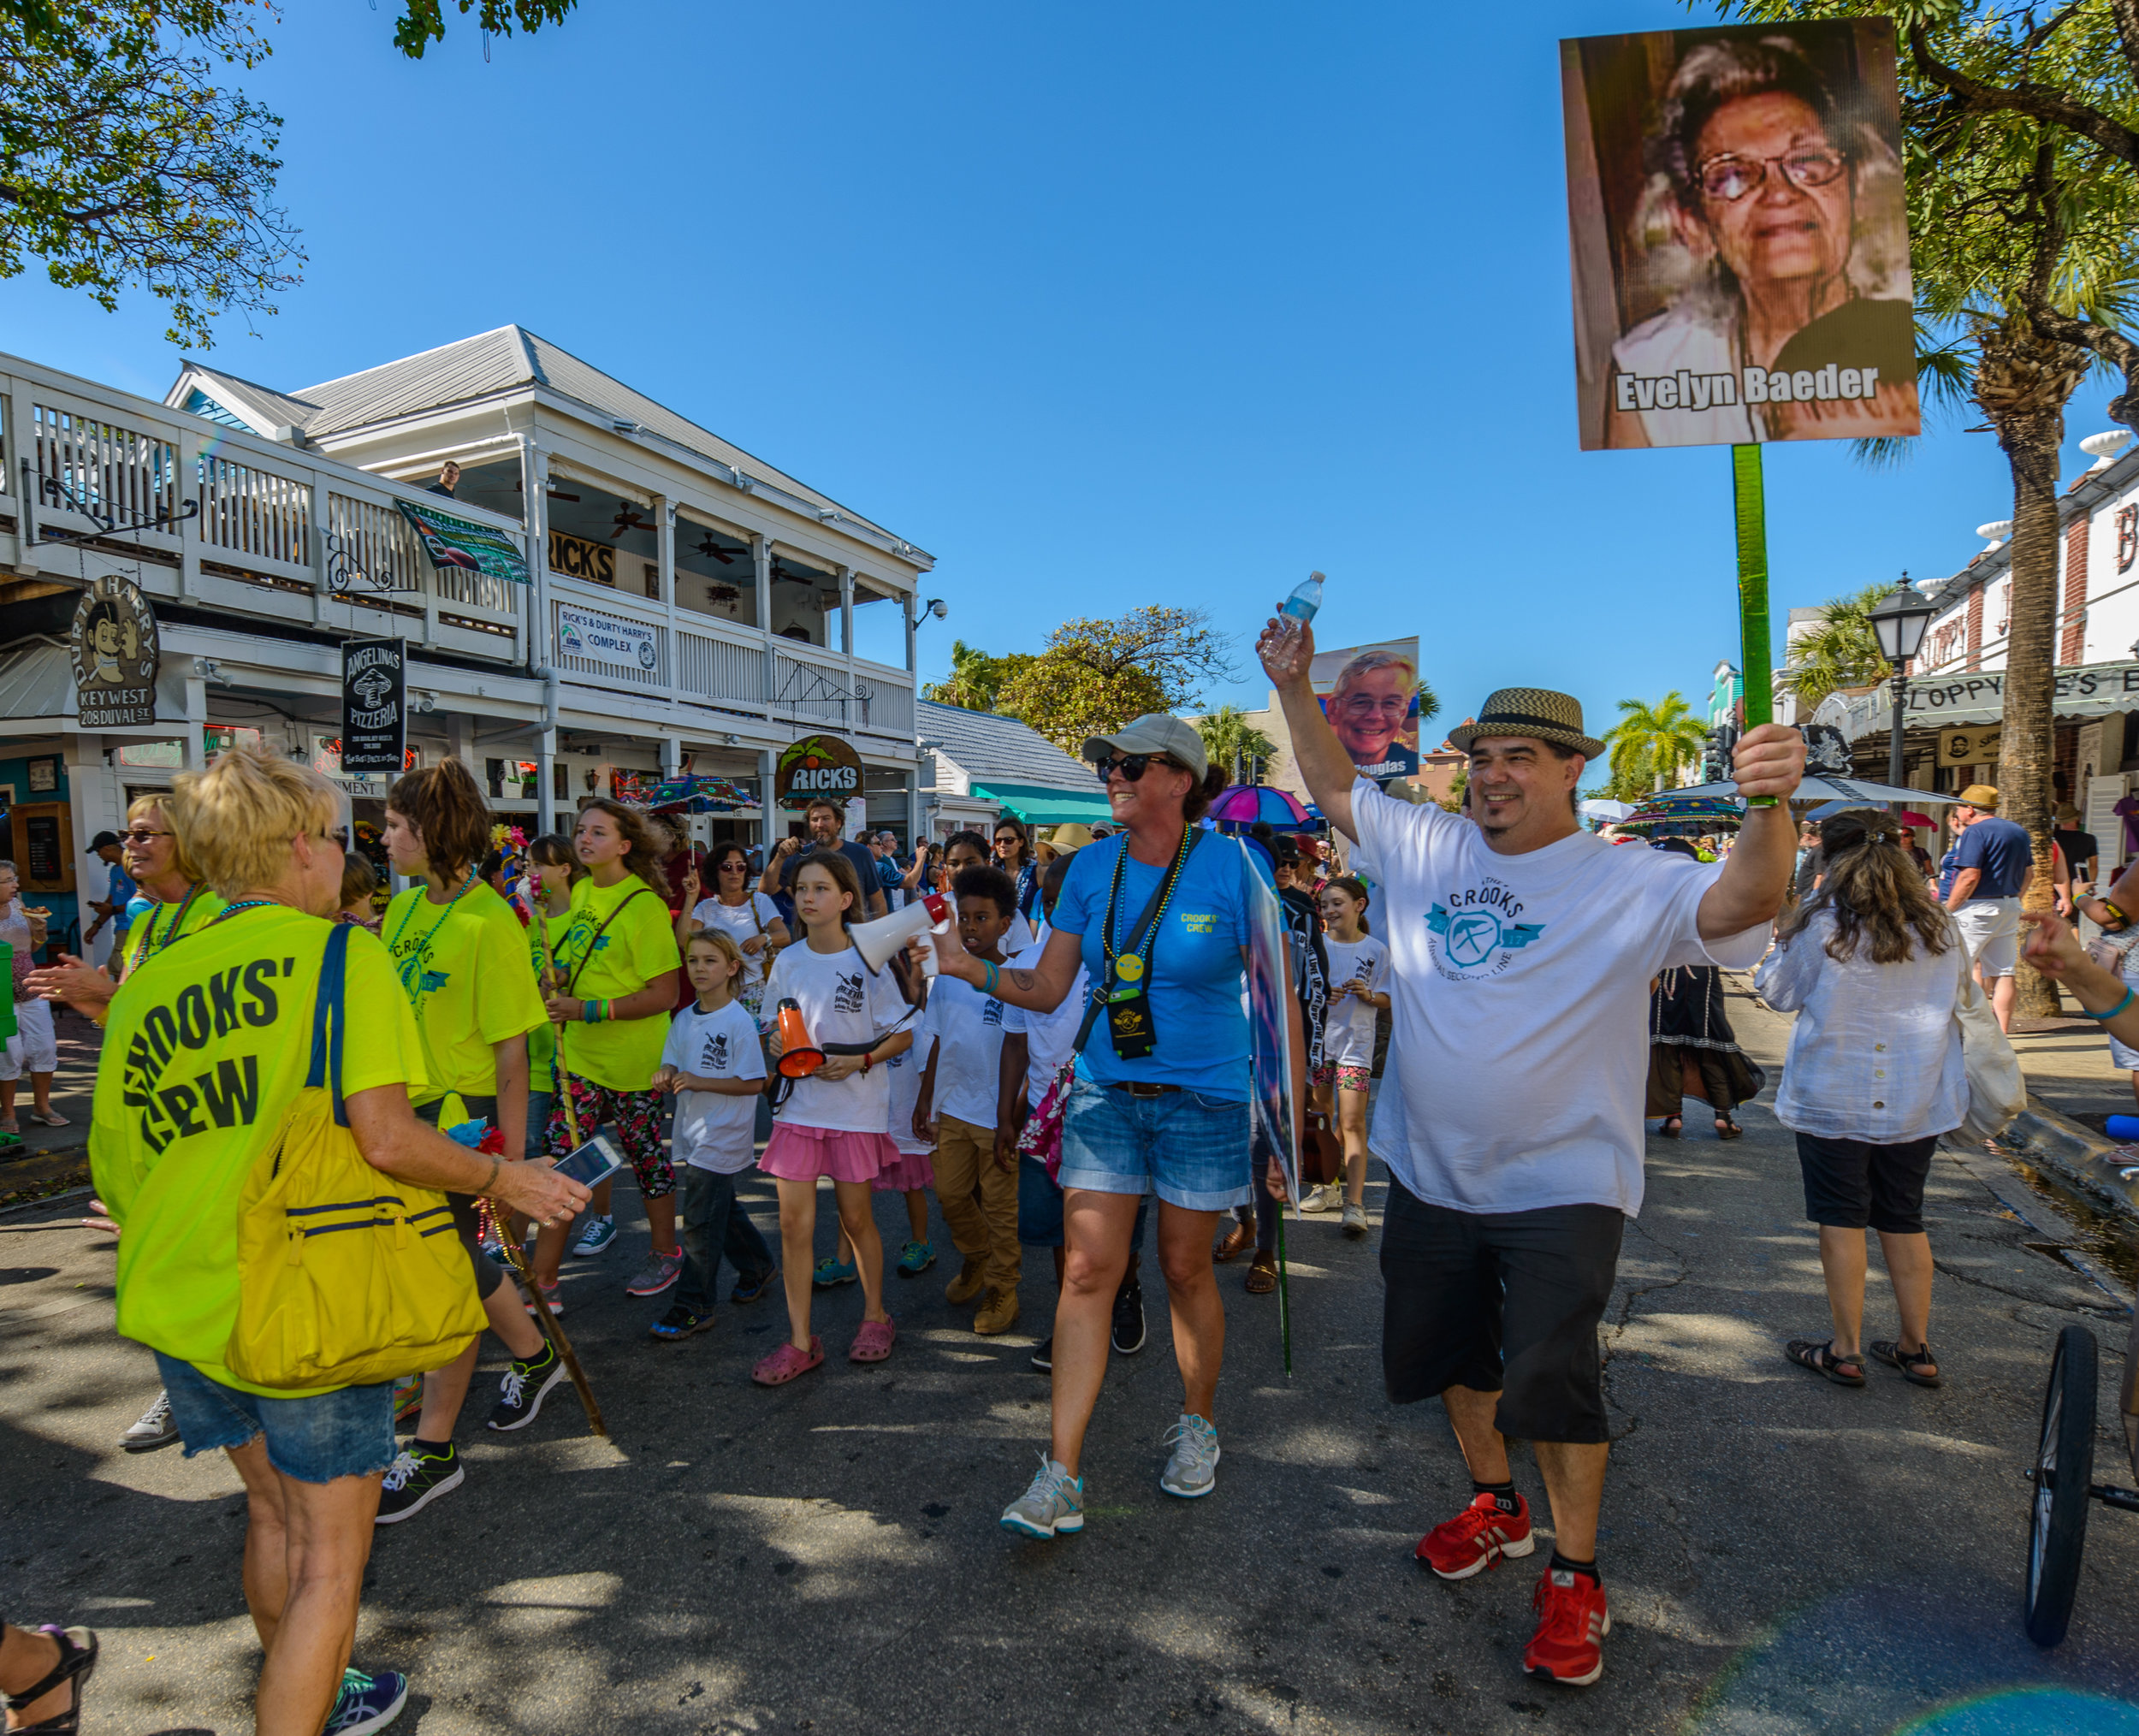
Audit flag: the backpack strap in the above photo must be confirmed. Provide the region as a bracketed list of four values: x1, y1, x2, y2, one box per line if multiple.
[306, 922, 353, 1127]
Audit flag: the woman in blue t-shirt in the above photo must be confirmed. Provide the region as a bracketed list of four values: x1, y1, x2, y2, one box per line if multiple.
[931, 714, 1265, 1542]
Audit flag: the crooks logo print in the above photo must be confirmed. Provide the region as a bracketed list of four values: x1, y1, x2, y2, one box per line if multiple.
[833, 971, 866, 1015]
[700, 1030, 731, 1073]
[1425, 880, 1547, 980]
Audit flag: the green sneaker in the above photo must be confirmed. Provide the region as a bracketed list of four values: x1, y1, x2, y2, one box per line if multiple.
[896, 1239, 935, 1277]
[1001, 1454, 1085, 1538]
[812, 1255, 858, 1289]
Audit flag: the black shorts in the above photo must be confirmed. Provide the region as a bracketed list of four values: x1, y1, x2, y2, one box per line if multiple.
[1794, 1131, 1936, 1234]
[415, 1093, 504, 1302]
[1379, 1177, 1625, 1446]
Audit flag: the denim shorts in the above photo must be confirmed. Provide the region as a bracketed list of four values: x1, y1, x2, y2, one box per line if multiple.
[1056, 1077, 1252, 1212]
[154, 1352, 398, 1484]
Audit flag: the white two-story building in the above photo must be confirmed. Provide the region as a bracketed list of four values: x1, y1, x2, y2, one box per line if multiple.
[0, 328, 934, 955]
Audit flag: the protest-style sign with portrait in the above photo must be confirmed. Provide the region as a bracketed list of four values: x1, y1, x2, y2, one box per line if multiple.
[1312, 637, 1424, 786]
[1561, 19, 1917, 452]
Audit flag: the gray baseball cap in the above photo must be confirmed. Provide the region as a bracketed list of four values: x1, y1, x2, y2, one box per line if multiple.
[1082, 713, 1208, 780]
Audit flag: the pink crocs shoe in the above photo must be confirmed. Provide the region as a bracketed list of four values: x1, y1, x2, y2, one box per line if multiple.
[751, 1336, 825, 1386]
[849, 1317, 898, 1362]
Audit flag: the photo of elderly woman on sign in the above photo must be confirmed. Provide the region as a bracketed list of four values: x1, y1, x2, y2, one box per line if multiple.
[1561, 21, 1918, 450]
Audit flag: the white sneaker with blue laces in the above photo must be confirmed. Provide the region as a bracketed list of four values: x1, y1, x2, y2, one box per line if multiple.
[1000, 1454, 1085, 1538]
[1159, 1413, 1220, 1498]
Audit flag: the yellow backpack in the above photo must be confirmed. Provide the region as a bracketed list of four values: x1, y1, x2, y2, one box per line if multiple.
[224, 922, 485, 1390]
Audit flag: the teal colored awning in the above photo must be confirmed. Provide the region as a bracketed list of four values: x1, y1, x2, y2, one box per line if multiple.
[970, 782, 1114, 825]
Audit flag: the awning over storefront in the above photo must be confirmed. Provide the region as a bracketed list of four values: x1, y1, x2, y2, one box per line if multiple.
[1821, 658, 2139, 741]
[971, 781, 1114, 825]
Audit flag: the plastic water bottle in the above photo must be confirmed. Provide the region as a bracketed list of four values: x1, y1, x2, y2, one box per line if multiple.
[1275, 571, 1324, 643]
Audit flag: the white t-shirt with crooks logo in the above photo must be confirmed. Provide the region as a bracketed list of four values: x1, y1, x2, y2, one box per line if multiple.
[1353, 779, 1769, 1218]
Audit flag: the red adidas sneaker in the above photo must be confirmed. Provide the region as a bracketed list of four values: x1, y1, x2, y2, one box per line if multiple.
[1524, 1566, 1610, 1686]
[1413, 1491, 1534, 1580]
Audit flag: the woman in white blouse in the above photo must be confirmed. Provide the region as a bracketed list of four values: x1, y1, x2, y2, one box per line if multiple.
[1754, 810, 1964, 1390]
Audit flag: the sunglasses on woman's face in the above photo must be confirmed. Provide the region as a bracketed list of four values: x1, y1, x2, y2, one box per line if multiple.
[1096, 753, 1162, 783]
[718, 862, 748, 873]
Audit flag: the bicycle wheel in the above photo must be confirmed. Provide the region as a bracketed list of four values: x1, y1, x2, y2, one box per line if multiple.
[2023, 1324, 2098, 1648]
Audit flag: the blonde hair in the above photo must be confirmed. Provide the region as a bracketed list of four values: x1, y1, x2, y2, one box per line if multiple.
[687, 927, 745, 975]
[169, 744, 341, 899]
[127, 792, 204, 883]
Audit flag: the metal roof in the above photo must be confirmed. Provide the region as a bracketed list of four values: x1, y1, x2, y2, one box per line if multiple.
[918, 699, 1093, 793]
[172, 325, 909, 544]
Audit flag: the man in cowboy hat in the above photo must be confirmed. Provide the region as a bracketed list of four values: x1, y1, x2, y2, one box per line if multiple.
[1259, 625, 1804, 1690]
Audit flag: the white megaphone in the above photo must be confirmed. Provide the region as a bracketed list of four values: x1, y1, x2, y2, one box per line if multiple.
[852, 892, 953, 974]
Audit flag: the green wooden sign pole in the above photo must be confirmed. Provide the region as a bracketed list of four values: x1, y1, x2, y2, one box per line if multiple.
[1732, 444, 1777, 808]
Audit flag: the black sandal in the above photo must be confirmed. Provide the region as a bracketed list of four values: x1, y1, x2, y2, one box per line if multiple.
[1658, 1115, 1683, 1140]
[1785, 1339, 1865, 1386]
[1715, 1115, 1742, 1141]
[1869, 1339, 1943, 1388]
[6, 1626, 96, 1735]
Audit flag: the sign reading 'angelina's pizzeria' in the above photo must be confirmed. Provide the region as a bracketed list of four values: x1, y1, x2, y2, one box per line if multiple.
[341, 637, 406, 776]
[773, 733, 863, 809]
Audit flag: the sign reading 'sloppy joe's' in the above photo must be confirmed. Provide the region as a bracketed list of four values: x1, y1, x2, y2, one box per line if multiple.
[773, 733, 863, 809]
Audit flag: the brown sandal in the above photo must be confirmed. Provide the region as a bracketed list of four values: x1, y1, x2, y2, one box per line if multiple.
[1244, 1250, 1277, 1295]
[1785, 1338, 1865, 1387]
[1212, 1218, 1256, 1264]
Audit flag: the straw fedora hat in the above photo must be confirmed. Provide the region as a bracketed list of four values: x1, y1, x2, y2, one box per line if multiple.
[1445, 688, 1606, 759]
[1035, 822, 1096, 861]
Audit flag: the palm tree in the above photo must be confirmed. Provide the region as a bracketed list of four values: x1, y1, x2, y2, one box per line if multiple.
[1603, 692, 1708, 797]
[1780, 584, 1896, 711]
[1194, 705, 1278, 783]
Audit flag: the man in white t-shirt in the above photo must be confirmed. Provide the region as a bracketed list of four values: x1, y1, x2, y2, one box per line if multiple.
[1262, 630, 1804, 1692]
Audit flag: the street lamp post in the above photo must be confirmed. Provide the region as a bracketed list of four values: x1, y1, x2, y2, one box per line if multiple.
[1869, 579, 1939, 818]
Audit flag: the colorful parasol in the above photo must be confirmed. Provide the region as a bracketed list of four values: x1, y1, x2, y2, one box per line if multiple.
[1208, 784, 1316, 832]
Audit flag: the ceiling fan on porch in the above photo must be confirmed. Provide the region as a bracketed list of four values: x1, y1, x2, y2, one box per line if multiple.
[612, 504, 649, 537]
[695, 530, 737, 565]
[512, 479, 582, 501]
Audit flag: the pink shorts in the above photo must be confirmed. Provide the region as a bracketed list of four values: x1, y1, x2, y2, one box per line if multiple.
[760, 1122, 901, 1185]
[873, 1146, 936, 1192]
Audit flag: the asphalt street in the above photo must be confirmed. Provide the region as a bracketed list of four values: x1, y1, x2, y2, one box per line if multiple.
[6, 981, 2138, 1735]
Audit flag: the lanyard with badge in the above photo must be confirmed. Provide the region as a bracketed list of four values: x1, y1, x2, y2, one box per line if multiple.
[1097, 827, 1201, 1060]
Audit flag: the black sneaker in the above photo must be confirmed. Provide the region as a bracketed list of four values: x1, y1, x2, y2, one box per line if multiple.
[374, 1445, 463, 1525]
[1030, 1336, 1054, 1373]
[1111, 1277, 1146, 1355]
[649, 1303, 714, 1341]
[487, 1345, 566, 1432]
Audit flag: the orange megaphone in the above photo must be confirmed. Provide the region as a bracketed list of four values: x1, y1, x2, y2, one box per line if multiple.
[775, 998, 825, 1078]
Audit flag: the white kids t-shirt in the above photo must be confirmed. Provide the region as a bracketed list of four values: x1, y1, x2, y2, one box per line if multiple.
[662, 998, 767, 1174]
[1351, 779, 1769, 1218]
[690, 892, 782, 990]
[1320, 933, 1389, 1069]
[881, 1037, 932, 1155]
[761, 940, 914, 1135]
[917, 970, 1009, 1130]
[999, 933, 1090, 1105]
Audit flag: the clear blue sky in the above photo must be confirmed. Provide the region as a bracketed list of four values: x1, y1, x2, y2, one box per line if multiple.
[3, 0, 2121, 742]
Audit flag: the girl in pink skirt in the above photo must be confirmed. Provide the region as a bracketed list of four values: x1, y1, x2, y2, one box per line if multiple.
[755, 849, 917, 1383]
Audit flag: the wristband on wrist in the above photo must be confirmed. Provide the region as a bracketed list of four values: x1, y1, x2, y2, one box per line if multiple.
[483, 1153, 499, 1194]
[981, 959, 1000, 996]
[2083, 987, 2137, 1022]
[2103, 899, 2130, 933]
[861, 1052, 874, 1075]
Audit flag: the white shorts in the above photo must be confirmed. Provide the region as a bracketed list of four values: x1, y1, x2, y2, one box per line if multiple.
[1955, 897, 2022, 980]
[0, 996, 58, 1078]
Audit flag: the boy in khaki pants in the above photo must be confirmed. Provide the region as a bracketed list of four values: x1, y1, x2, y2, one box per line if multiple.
[914, 864, 1021, 1334]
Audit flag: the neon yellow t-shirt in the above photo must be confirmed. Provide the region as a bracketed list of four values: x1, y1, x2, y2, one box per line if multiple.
[550, 874, 678, 1092]
[382, 881, 547, 1103]
[91, 906, 430, 1395]
[120, 886, 228, 981]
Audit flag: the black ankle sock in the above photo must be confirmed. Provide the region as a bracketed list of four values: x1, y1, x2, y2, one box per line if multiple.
[520, 1342, 556, 1370]
[1549, 1549, 1600, 1586]
[1473, 1480, 1520, 1514]
[412, 1437, 454, 1460]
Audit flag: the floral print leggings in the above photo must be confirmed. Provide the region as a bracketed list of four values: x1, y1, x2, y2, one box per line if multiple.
[546, 1079, 673, 1199]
